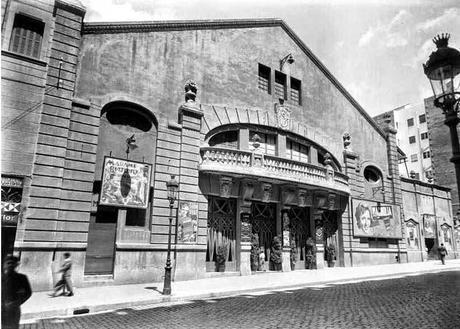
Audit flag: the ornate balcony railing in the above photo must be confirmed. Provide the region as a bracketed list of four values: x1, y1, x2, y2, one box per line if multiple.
[199, 147, 350, 194]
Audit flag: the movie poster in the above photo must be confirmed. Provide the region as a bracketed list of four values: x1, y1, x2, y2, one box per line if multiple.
[352, 199, 402, 238]
[177, 201, 198, 243]
[99, 157, 152, 209]
[423, 214, 436, 239]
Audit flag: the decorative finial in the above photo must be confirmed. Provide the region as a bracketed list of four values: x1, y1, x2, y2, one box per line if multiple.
[433, 33, 450, 48]
[343, 133, 352, 151]
[184, 80, 197, 102]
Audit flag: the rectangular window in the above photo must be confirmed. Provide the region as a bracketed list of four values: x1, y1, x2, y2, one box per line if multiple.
[290, 77, 301, 105]
[9, 14, 44, 59]
[421, 132, 428, 140]
[409, 136, 416, 144]
[258, 64, 271, 94]
[286, 139, 309, 162]
[423, 151, 431, 159]
[407, 118, 414, 127]
[419, 114, 426, 123]
[410, 154, 418, 162]
[274, 71, 287, 100]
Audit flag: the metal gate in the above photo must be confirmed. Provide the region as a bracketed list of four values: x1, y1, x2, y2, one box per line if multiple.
[289, 207, 310, 269]
[251, 202, 277, 265]
[206, 197, 237, 271]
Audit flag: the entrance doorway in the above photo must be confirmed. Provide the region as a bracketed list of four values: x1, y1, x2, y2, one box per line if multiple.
[288, 207, 310, 269]
[84, 206, 117, 275]
[206, 197, 237, 272]
[425, 238, 436, 259]
[2, 226, 16, 261]
[251, 202, 277, 269]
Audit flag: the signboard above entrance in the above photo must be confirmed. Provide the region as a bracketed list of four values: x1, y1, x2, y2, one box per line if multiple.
[100, 157, 152, 209]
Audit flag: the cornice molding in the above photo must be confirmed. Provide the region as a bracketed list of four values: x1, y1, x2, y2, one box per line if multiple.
[82, 18, 386, 139]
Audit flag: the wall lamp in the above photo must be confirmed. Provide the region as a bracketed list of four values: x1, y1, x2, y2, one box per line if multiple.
[280, 53, 294, 71]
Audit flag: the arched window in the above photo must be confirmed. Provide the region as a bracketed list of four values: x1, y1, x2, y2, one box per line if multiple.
[209, 130, 238, 149]
[363, 165, 384, 201]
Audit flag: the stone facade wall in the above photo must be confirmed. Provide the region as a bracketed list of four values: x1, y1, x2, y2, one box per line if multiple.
[400, 178, 457, 260]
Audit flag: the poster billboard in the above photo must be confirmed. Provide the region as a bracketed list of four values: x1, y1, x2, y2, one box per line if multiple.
[99, 157, 151, 209]
[352, 199, 402, 238]
[177, 201, 198, 243]
[423, 214, 436, 239]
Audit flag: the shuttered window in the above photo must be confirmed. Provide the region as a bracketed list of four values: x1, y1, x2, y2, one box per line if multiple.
[275, 71, 287, 100]
[9, 14, 44, 59]
[290, 77, 301, 105]
[258, 64, 271, 94]
[286, 139, 309, 162]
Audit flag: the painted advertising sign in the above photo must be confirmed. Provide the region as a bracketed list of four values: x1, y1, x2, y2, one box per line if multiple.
[423, 214, 436, 239]
[99, 157, 151, 209]
[352, 199, 402, 238]
[177, 201, 198, 243]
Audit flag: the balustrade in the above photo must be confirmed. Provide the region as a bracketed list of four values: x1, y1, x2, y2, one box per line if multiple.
[200, 147, 350, 193]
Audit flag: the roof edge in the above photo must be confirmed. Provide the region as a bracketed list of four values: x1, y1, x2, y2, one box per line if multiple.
[82, 18, 386, 139]
[400, 176, 451, 192]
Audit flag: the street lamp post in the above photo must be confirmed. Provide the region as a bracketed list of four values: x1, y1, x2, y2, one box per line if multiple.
[163, 175, 179, 295]
[423, 33, 460, 209]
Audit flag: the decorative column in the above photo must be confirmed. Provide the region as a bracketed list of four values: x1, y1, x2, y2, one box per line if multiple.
[174, 81, 205, 281]
[342, 133, 360, 267]
[313, 208, 325, 269]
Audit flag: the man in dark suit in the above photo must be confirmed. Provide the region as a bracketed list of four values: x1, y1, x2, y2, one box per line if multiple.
[2, 254, 32, 329]
[437, 243, 448, 265]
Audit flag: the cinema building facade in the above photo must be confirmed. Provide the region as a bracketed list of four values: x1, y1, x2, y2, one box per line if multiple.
[1, 0, 457, 290]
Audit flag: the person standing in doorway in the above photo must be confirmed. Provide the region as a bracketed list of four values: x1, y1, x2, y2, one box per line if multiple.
[2, 254, 32, 329]
[437, 243, 448, 265]
[51, 252, 73, 297]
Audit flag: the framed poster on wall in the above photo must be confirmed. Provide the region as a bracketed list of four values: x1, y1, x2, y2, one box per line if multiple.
[352, 199, 402, 238]
[99, 156, 152, 209]
[177, 201, 198, 243]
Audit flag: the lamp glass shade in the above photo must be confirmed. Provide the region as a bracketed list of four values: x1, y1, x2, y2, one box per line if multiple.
[428, 64, 460, 101]
[166, 176, 179, 202]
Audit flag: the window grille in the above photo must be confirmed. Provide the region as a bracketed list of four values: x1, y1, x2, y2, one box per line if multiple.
[290, 77, 301, 105]
[9, 14, 44, 58]
[274, 71, 287, 100]
[258, 64, 271, 94]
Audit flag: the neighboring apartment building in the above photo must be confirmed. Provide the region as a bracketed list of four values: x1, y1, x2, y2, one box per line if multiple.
[1, 0, 457, 291]
[375, 104, 433, 182]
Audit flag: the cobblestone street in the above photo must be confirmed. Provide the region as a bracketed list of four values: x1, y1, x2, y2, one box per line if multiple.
[21, 270, 460, 329]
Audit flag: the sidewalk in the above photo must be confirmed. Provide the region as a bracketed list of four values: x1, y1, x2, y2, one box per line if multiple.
[21, 259, 460, 323]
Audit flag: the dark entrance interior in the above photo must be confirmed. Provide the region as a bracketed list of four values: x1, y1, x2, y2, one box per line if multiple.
[84, 206, 117, 275]
[2, 226, 17, 261]
[425, 238, 435, 259]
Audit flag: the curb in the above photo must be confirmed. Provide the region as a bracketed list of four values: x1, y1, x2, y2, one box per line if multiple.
[21, 266, 459, 323]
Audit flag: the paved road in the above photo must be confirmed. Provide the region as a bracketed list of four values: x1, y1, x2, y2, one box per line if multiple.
[22, 270, 460, 329]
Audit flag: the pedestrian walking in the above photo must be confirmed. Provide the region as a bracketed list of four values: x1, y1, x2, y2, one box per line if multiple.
[437, 243, 448, 265]
[2, 254, 32, 329]
[51, 252, 74, 297]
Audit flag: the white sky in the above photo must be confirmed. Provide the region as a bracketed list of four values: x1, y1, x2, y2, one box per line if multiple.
[81, 0, 460, 116]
